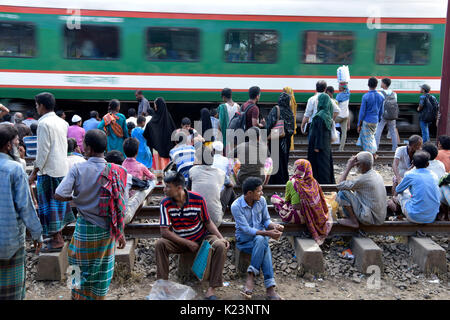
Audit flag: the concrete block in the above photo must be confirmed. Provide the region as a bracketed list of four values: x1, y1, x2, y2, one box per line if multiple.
[115, 239, 136, 273]
[408, 237, 447, 275]
[351, 237, 383, 274]
[36, 242, 69, 281]
[235, 248, 252, 276]
[176, 251, 198, 283]
[291, 237, 324, 275]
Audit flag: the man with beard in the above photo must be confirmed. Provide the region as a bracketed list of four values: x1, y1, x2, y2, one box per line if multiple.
[336, 151, 387, 228]
[135, 89, 153, 116]
[0, 125, 43, 300]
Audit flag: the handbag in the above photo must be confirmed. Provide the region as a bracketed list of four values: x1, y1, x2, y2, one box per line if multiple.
[268, 105, 285, 140]
[191, 240, 213, 281]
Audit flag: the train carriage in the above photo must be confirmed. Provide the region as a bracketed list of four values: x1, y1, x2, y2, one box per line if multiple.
[0, 0, 447, 129]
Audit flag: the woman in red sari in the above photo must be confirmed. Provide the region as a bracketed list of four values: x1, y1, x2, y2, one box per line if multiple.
[271, 159, 333, 245]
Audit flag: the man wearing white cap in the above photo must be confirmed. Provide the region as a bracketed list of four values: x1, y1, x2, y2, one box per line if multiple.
[68, 114, 86, 153]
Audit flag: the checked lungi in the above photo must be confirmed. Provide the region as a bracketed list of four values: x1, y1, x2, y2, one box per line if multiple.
[0, 247, 26, 300]
[68, 216, 116, 300]
[37, 175, 75, 236]
[356, 121, 378, 154]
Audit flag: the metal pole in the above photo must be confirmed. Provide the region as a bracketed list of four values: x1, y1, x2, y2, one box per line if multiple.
[438, 0, 450, 136]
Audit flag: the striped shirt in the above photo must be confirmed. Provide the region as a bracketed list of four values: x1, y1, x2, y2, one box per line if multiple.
[169, 144, 195, 182]
[160, 190, 210, 242]
[23, 135, 37, 157]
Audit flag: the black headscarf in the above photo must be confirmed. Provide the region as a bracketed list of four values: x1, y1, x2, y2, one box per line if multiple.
[143, 97, 176, 158]
[266, 92, 295, 136]
[200, 108, 214, 142]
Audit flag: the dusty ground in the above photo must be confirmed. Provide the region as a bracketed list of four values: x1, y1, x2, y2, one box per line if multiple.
[23, 138, 449, 300]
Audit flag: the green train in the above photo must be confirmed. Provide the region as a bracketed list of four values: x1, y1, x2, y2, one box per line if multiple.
[0, 1, 447, 129]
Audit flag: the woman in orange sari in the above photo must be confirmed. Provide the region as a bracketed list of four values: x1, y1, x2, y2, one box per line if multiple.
[271, 159, 333, 245]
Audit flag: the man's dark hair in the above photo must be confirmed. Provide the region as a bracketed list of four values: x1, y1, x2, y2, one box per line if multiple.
[123, 137, 139, 158]
[128, 108, 136, 117]
[108, 99, 120, 112]
[210, 108, 218, 117]
[26, 110, 35, 119]
[35, 92, 56, 111]
[249, 86, 261, 100]
[221, 88, 232, 99]
[181, 117, 191, 126]
[164, 170, 185, 188]
[105, 150, 124, 165]
[30, 123, 37, 135]
[127, 121, 135, 132]
[90, 110, 98, 119]
[242, 177, 263, 195]
[84, 129, 107, 154]
[0, 125, 18, 149]
[67, 138, 78, 153]
[438, 135, 450, 150]
[137, 115, 146, 125]
[368, 77, 378, 89]
[422, 142, 438, 160]
[326, 86, 334, 95]
[316, 80, 327, 93]
[2, 114, 11, 122]
[382, 78, 391, 88]
[409, 134, 423, 147]
[55, 110, 65, 118]
[135, 89, 143, 95]
[413, 150, 430, 169]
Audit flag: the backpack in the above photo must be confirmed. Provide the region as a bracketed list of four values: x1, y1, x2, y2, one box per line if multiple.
[421, 94, 439, 123]
[227, 103, 254, 131]
[381, 91, 399, 120]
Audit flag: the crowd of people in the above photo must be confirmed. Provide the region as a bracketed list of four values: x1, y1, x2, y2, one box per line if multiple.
[0, 80, 449, 301]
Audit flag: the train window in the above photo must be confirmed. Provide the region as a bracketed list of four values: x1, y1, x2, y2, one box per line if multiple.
[302, 31, 354, 64]
[64, 25, 120, 60]
[0, 21, 36, 57]
[224, 30, 278, 63]
[146, 27, 200, 62]
[376, 32, 430, 65]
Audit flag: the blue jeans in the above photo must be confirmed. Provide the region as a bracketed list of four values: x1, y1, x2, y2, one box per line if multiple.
[375, 118, 398, 151]
[420, 120, 430, 143]
[236, 235, 276, 288]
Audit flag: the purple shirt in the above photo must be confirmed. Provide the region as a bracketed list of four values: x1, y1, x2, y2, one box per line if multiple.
[67, 125, 86, 153]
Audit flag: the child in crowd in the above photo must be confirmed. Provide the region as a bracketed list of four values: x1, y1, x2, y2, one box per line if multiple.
[122, 138, 156, 181]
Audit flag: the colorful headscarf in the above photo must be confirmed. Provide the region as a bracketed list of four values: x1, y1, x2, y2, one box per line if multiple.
[283, 87, 297, 151]
[313, 93, 333, 130]
[291, 159, 331, 245]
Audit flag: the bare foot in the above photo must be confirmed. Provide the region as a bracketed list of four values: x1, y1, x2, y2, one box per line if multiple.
[337, 218, 359, 228]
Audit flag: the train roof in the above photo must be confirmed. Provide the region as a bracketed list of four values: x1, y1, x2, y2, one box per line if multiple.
[1, 0, 447, 18]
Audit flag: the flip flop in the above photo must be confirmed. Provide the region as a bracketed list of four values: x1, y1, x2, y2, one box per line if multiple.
[266, 294, 283, 300]
[40, 243, 63, 253]
[204, 295, 218, 300]
[240, 288, 253, 300]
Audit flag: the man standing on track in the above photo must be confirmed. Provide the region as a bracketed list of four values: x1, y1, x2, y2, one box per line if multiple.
[29, 92, 75, 252]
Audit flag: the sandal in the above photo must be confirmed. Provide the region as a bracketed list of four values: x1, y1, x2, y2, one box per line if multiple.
[240, 288, 253, 300]
[266, 294, 283, 300]
[40, 243, 63, 253]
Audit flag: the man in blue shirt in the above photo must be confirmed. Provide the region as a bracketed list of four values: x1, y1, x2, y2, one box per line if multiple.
[82, 110, 100, 132]
[0, 125, 42, 300]
[357, 77, 384, 157]
[395, 151, 440, 223]
[417, 84, 439, 143]
[231, 177, 284, 300]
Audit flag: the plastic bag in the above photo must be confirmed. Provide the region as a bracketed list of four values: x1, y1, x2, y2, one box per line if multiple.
[337, 65, 351, 82]
[146, 279, 197, 300]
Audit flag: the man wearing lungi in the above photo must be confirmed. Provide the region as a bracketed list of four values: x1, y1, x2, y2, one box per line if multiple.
[55, 129, 126, 300]
[356, 77, 385, 159]
[0, 125, 43, 300]
[29, 92, 75, 252]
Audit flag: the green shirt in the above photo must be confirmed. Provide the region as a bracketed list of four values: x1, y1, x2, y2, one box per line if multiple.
[285, 180, 300, 205]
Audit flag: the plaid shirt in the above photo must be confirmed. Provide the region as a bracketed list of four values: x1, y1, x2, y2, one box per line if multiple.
[0, 153, 42, 259]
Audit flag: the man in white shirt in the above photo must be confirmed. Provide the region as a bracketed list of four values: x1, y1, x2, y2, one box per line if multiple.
[29, 92, 75, 252]
[126, 108, 137, 126]
[335, 83, 351, 151]
[375, 78, 399, 151]
[301, 80, 339, 137]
